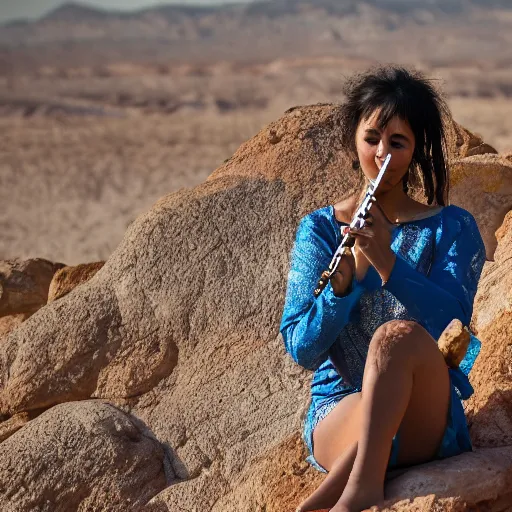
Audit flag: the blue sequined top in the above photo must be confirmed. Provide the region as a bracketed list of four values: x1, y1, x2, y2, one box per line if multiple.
[280, 204, 486, 418]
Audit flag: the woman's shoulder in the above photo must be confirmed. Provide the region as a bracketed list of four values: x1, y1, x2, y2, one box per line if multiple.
[439, 204, 480, 232]
[300, 204, 338, 228]
[295, 206, 340, 248]
[438, 205, 485, 260]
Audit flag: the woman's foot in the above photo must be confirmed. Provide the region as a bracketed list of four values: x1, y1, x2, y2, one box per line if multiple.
[330, 480, 384, 512]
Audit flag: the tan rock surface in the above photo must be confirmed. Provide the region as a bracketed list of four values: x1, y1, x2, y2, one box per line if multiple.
[384, 447, 512, 507]
[466, 211, 512, 448]
[0, 104, 510, 510]
[0, 258, 65, 316]
[447, 121, 498, 159]
[0, 412, 31, 443]
[379, 496, 467, 512]
[48, 261, 105, 302]
[0, 400, 167, 512]
[471, 210, 512, 335]
[191, 432, 323, 512]
[0, 258, 66, 340]
[449, 155, 512, 261]
[0, 313, 30, 340]
[209, 105, 506, 257]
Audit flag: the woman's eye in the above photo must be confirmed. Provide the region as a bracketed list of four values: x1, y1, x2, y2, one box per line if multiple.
[364, 139, 379, 145]
[391, 142, 404, 148]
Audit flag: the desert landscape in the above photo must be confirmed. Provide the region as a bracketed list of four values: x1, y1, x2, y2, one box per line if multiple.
[1, 1, 512, 511]
[1, 0, 512, 264]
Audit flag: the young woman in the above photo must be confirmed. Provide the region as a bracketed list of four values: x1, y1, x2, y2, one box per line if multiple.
[279, 66, 486, 512]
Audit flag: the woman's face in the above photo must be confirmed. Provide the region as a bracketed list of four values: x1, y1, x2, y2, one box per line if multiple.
[355, 110, 415, 194]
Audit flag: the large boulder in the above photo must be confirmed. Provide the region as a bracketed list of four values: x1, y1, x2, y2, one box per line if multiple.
[466, 211, 512, 448]
[0, 258, 66, 339]
[384, 447, 512, 507]
[0, 104, 509, 510]
[0, 412, 32, 443]
[0, 313, 30, 341]
[0, 400, 167, 511]
[48, 261, 105, 302]
[0, 258, 65, 317]
[145, 432, 323, 511]
[449, 155, 512, 261]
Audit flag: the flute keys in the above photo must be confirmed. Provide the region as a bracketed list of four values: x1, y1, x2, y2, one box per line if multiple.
[314, 270, 331, 297]
[318, 271, 330, 285]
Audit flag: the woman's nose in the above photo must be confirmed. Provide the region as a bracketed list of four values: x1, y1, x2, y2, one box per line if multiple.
[376, 141, 388, 159]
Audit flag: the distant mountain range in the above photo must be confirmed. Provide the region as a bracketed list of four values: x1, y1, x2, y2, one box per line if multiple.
[1, 0, 510, 73]
[23, 0, 512, 24]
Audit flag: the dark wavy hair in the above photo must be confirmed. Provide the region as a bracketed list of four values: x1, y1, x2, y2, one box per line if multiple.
[339, 65, 450, 205]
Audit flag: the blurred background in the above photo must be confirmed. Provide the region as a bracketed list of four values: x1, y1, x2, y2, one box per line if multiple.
[1, 0, 511, 265]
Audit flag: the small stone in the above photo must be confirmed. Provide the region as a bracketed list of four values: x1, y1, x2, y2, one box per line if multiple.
[437, 318, 470, 368]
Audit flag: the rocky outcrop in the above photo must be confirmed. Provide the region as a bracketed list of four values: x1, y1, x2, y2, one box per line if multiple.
[153, 432, 323, 512]
[0, 313, 30, 340]
[0, 412, 32, 443]
[0, 400, 167, 512]
[384, 446, 512, 507]
[0, 104, 510, 511]
[449, 154, 512, 260]
[448, 121, 498, 159]
[466, 211, 512, 448]
[0, 258, 66, 340]
[471, 210, 512, 335]
[0, 258, 65, 316]
[48, 261, 105, 302]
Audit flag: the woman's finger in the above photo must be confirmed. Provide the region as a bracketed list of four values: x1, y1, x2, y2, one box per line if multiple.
[362, 211, 373, 227]
[350, 228, 374, 238]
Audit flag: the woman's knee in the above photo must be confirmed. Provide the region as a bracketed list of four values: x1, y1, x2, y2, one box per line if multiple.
[368, 320, 430, 362]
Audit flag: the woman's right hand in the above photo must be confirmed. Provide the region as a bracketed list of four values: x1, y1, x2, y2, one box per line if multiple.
[330, 249, 355, 297]
[330, 228, 372, 296]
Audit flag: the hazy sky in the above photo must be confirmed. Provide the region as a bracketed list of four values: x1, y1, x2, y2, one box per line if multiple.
[0, 0, 259, 23]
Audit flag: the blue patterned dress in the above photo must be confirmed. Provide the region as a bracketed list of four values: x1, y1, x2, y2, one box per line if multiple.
[279, 204, 486, 472]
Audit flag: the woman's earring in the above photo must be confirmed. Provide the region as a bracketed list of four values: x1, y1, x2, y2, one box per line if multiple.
[352, 159, 360, 171]
[402, 169, 410, 194]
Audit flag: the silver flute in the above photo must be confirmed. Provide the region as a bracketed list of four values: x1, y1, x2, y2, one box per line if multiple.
[313, 153, 392, 297]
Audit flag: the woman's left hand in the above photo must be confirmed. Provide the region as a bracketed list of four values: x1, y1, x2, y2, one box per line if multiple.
[349, 198, 397, 284]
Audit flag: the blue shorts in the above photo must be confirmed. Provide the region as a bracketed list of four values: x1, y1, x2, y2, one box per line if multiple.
[303, 368, 473, 473]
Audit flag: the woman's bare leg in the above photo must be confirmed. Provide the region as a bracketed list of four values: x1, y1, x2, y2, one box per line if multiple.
[302, 320, 450, 512]
[331, 320, 450, 512]
[296, 392, 362, 510]
[297, 441, 357, 512]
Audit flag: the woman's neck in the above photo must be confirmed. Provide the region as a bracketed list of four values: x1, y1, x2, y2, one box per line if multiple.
[375, 187, 412, 224]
